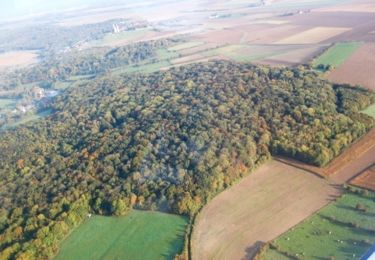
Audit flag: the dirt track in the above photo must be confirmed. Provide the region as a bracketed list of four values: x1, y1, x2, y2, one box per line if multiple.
[191, 160, 341, 260]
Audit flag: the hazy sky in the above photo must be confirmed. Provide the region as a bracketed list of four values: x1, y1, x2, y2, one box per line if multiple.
[0, 0, 116, 20]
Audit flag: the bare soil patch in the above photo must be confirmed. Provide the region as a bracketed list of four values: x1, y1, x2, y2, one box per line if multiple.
[276, 27, 351, 44]
[191, 160, 340, 260]
[0, 51, 38, 70]
[260, 44, 325, 65]
[328, 43, 375, 91]
[350, 164, 375, 191]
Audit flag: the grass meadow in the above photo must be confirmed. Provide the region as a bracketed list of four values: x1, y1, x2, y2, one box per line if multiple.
[262, 187, 375, 259]
[55, 210, 188, 260]
[313, 42, 362, 68]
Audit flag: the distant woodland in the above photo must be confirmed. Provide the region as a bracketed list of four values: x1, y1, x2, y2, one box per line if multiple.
[0, 39, 173, 91]
[0, 60, 374, 259]
[0, 19, 148, 56]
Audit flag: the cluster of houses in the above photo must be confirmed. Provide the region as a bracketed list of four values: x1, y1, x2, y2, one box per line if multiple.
[3, 87, 59, 117]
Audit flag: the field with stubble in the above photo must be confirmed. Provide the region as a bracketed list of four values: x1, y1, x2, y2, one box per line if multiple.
[191, 160, 340, 260]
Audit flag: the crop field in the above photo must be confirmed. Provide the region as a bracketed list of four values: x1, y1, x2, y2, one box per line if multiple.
[313, 42, 362, 68]
[350, 165, 375, 191]
[56, 210, 188, 260]
[259, 45, 324, 66]
[328, 43, 375, 91]
[262, 188, 375, 260]
[191, 160, 340, 260]
[361, 103, 375, 118]
[276, 27, 350, 44]
[0, 51, 38, 69]
[168, 42, 204, 51]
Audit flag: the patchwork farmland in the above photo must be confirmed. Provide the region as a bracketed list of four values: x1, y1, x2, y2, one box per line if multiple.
[191, 160, 341, 260]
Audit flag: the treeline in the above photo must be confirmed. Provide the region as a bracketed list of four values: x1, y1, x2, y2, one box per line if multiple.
[0, 61, 374, 259]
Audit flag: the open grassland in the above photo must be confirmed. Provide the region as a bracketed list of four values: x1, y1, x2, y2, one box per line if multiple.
[313, 42, 362, 68]
[56, 210, 188, 260]
[191, 160, 340, 260]
[0, 51, 38, 69]
[168, 42, 204, 51]
[262, 187, 375, 259]
[89, 28, 151, 47]
[328, 43, 375, 91]
[351, 165, 375, 191]
[53, 75, 95, 90]
[0, 98, 18, 109]
[276, 27, 350, 44]
[9, 109, 53, 127]
[112, 60, 171, 75]
[362, 103, 375, 118]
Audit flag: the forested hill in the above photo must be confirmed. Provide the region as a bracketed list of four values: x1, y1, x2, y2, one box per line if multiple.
[0, 61, 374, 259]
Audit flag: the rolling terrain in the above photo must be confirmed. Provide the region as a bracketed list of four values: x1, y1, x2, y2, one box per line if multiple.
[0, 0, 374, 259]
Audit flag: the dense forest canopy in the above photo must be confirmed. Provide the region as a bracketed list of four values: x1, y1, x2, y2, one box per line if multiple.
[0, 61, 374, 259]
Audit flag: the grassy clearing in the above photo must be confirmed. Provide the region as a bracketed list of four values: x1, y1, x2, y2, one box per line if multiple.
[156, 48, 179, 60]
[203, 44, 284, 62]
[0, 98, 18, 109]
[55, 210, 188, 260]
[313, 42, 362, 68]
[263, 187, 375, 259]
[112, 61, 170, 75]
[361, 103, 375, 118]
[10, 109, 53, 127]
[90, 28, 150, 47]
[54, 75, 95, 90]
[168, 42, 204, 51]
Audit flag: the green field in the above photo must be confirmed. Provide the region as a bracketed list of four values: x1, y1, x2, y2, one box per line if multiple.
[263, 187, 375, 259]
[168, 41, 204, 51]
[55, 210, 188, 260]
[313, 42, 362, 68]
[0, 98, 18, 109]
[54, 75, 95, 90]
[156, 48, 179, 60]
[10, 109, 53, 127]
[361, 103, 375, 118]
[90, 28, 150, 47]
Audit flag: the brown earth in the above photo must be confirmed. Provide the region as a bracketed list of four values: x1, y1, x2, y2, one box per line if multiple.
[191, 160, 341, 260]
[259, 44, 325, 66]
[350, 164, 375, 191]
[276, 27, 351, 44]
[328, 43, 375, 91]
[0, 51, 38, 70]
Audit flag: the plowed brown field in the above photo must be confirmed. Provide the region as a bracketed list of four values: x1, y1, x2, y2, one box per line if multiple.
[191, 160, 341, 260]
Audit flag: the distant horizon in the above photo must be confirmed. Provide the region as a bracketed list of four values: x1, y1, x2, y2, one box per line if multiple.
[0, 0, 131, 21]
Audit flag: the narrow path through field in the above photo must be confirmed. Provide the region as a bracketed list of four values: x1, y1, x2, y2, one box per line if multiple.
[191, 160, 341, 260]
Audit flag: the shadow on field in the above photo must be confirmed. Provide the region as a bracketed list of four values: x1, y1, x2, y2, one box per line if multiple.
[243, 241, 264, 260]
